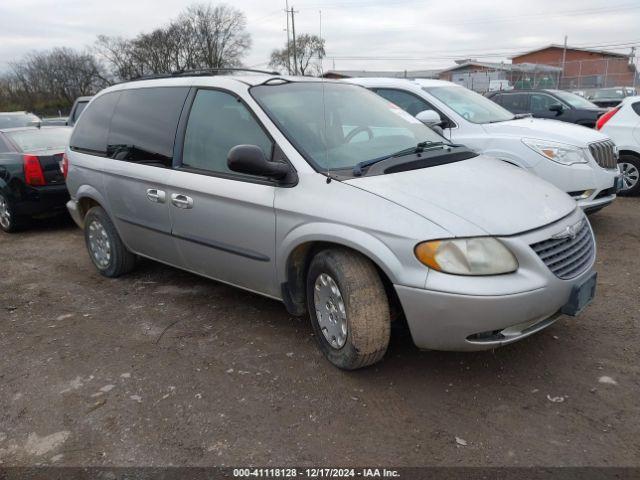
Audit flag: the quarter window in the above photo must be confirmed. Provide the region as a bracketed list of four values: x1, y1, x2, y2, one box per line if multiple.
[181, 90, 273, 176]
[107, 87, 189, 168]
[70, 92, 120, 156]
[632, 102, 640, 116]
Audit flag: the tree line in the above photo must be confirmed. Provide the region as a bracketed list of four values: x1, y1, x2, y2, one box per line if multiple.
[0, 2, 325, 116]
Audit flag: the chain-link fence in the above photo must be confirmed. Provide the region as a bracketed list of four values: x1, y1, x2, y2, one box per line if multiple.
[442, 57, 638, 94]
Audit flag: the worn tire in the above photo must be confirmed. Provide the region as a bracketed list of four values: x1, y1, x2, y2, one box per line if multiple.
[84, 206, 137, 277]
[0, 192, 27, 233]
[618, 155, 640, 196]
[306, 248, 391, 370]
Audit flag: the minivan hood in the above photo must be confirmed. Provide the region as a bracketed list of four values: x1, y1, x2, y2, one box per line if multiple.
[345, 156, 576, 237]
[482, 117, 610, 146]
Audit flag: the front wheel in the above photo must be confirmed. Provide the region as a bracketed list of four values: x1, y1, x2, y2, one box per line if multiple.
[84, 206, 137, 277]
[306, 248, 391, 370]
[618, 155, 640, 196]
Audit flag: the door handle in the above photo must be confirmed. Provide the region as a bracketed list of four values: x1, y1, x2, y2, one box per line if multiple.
[146, 189, 166, 203]
[171, 193, 194, 209]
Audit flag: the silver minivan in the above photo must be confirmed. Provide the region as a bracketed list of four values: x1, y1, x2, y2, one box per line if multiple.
[65, 72, 598, 369]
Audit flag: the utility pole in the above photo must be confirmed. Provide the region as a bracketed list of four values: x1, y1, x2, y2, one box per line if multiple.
[290, 6, 298, 75]
[284, 0, 291, 74]
[560, 35, 568, 89]
[631, 46, 637, 88]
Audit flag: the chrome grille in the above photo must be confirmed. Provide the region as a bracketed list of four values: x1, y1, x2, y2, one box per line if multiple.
[530, 220, 595, 279]
[589, 140, 617, 169]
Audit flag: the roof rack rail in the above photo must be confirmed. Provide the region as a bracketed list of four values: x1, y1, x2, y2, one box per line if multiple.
[128, 68, 281, 82]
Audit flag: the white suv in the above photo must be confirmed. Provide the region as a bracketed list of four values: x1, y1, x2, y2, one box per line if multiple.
[347, 78, 622, 213]
[595, 95, 640, 195]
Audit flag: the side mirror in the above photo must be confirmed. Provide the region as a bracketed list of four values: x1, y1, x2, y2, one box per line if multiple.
[227, 145, 290, 179]
[415, 109, 442, 126]
[549, 103, 564, 114]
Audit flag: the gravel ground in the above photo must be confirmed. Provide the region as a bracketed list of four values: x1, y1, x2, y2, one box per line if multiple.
[0, 198, 638, 467]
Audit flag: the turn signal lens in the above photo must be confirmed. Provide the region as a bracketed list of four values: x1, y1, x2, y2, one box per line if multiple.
[415, 238, 518, 276]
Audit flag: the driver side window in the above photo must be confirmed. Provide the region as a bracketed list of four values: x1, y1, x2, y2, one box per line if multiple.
[531, 94, 560, 114]
[374, 88, 455, 128]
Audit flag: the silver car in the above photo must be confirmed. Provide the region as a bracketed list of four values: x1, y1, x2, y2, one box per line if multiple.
[64, 72, 598, 370]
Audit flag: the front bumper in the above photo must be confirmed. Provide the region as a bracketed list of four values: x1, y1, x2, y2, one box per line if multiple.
[395, 208, 596, 351]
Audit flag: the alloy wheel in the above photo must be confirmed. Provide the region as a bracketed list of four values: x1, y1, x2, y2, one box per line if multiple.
[619, 162, 639, 191]
[0, 196, 11, 230]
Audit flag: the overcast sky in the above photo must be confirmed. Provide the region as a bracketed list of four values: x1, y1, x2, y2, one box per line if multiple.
[0, 0, 638, 72]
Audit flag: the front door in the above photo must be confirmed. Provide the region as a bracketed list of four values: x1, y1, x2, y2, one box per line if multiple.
[169, 88, 279, 297]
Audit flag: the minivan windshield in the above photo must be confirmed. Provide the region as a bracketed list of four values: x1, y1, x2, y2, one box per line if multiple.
[423, 86, 515, 124]
[251, 82, 446, 171]
[549, 90, 599, 109]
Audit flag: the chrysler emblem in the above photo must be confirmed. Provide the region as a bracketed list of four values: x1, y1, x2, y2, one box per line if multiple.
[552, 219, 584, 240]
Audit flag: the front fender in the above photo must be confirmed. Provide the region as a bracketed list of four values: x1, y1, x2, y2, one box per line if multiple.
[277, 222, 425, 288]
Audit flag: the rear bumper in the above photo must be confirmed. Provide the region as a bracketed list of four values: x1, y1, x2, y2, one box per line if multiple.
[66, 199, 84, 228]
[13, 184, 69, 217]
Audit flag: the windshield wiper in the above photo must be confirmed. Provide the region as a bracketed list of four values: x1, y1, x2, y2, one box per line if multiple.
[352, 141, 447, 176]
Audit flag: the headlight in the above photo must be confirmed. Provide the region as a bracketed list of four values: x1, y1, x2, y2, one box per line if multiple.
[522, 138, 588, 165]
[414, 238, 518, 275]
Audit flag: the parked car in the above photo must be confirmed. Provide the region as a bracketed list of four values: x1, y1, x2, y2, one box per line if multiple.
[66, 96, 92, 127]
[347, 78, 621, 213]
[0, 111, 41, 129]
[487, 89, 607, 128]
[595, 95, 640, 195]
[65, 72, 599, 369]
[0, 126, 72, 232]
[587, 87, 629, 108]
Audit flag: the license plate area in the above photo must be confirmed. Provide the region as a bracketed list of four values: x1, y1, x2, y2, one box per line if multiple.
[561, 272, 597, 316]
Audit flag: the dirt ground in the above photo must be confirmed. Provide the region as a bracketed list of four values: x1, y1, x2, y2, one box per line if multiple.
[0, 198, 638, 468]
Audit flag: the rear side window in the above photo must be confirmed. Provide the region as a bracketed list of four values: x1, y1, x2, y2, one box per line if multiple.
[632, 102, 640, 116]
[498, 93, 530, 113]
[181, 89, 273, 177]
[107, 87, 189, 168]
[70, 92, 120, 156]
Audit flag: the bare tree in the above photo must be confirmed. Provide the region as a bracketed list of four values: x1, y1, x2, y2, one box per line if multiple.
[269, 34, 325, 76]
[94, 3, 252, 81]
[1, 47, 108, 114]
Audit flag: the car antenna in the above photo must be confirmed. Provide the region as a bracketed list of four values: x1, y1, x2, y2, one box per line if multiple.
[317, 10, 332, 184]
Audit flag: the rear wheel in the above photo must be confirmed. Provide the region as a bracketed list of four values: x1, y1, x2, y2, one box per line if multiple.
[618, 155, 640, 196]
[84, 206, 137, 277]
[0, 193, 27, 233]
[306, 248, 391, 370]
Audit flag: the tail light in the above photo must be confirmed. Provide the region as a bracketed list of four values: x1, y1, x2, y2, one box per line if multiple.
[596, 106, 620, 130]
[61, 153, 69, 179]
[23, 155, 46, 186]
